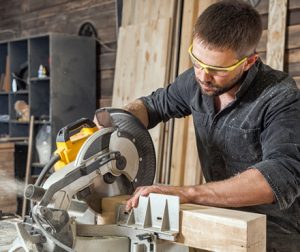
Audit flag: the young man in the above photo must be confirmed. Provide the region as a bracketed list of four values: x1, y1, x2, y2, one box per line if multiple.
[97, 1, 300, 250]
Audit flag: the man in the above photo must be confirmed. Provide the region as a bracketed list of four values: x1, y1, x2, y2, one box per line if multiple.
[97, 1, 300, 251]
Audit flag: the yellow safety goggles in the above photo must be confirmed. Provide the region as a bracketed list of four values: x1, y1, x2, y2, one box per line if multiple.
[188, 45, 247, 77]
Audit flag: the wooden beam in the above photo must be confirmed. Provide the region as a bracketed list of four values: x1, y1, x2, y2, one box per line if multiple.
[97, 195, 266, 252]
[112, 18, 172, 172]
[266, 0, 288, 70]
[171, 0, 218, 186]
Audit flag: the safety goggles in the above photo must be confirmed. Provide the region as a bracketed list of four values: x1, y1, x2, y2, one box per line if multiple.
[188, 45, 248, 77]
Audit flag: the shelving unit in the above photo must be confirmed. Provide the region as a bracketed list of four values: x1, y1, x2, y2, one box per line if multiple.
[0, 33, 96, 214]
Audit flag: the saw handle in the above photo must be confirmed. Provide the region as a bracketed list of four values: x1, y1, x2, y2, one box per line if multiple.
[56, 118, 96, 142]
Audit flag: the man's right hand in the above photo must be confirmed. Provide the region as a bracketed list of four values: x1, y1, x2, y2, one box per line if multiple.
[93, 114, 103, 129]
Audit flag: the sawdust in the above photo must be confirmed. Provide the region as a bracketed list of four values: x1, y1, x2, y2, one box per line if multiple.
[0, 220, 20, 251]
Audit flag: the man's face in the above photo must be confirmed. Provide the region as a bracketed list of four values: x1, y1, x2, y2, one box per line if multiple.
[191, 40, 249, 96]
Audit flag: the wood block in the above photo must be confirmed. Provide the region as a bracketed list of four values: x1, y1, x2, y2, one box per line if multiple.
[178, 204, 266, 252]
[97, 195, 266, 252]
[97, 195, 130, 224]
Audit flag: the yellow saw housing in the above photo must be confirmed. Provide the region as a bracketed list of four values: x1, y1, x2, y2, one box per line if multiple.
[54, 124, 98, 171]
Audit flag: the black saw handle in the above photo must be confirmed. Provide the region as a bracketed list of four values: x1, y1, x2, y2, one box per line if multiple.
[56, 118, 96, 142]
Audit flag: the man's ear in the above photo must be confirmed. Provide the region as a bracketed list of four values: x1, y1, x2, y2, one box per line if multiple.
[243, 54, 259, 71]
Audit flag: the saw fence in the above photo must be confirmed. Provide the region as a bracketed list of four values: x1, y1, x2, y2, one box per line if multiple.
[112, 0, 300, 186]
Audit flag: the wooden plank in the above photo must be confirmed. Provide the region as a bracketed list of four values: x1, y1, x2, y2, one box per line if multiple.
[100, 69, 114, 97]
[258, 24, 300, 54]
[3, 56, 10, 92]
[287, 24, 300, 50]
[178, 204, 266, 252]
[0, 142, 14, 149]
[97, 195, 266, 252]
[160, 0, 182, 184]
[122, 0, 176, 26]
[170, 0, 199, 186]
[98, 97, 112, 108]
[99, 52, 116, 70]
[266, 0, 287, 70]
[171, 0, 218, 186]
[112, 18, 172, 167]
[117, 0, 177, 183]
[22, 116, 34, 218]
[97, 195, 129, 224]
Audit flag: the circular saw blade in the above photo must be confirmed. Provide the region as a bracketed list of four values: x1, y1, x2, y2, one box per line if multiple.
[75, 108, 156, 205]
[100, 108, 156, 189]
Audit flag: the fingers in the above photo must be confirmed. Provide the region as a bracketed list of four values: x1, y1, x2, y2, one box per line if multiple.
[93, 115, 103, 129]
[125, 186, 151, 212]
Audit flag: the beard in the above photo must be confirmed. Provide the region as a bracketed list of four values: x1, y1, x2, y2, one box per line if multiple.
[196, 71, 245, 97]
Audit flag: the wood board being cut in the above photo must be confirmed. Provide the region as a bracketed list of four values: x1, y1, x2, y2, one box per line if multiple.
[112, 18, 172, 160]
[97, 195, 266, 252]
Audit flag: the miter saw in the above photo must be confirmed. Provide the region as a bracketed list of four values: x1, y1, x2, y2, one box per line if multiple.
[9, 108, 186, 252]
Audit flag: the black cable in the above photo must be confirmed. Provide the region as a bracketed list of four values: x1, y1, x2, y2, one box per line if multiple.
[35, 154, 60, 186]
[29, 154, 61, 211]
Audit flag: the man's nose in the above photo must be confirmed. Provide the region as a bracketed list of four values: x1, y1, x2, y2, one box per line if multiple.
[195, 67, 212, 82]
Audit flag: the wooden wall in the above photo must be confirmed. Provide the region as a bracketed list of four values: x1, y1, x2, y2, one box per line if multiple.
[256, 0, 300, 87]
[0, 0, 118, 108]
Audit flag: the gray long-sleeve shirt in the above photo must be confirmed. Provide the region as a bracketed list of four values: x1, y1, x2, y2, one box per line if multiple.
[141, 59, 300, 251]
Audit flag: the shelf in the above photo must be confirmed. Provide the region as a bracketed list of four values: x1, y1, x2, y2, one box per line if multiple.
[31, 162, 46, 168]
[30, 77, 50, 81]
[9, 90, 29, 95]
[0, 136, 28, 143]
[0, 92, 9, 95]
[14, 141, 29, 146]
[9, 120, 29, 124]
[34, 120, 50, 125]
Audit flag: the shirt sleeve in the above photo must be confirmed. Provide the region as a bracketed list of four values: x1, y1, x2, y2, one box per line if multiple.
[254, 84, 300, 210]
[140, 68, 195, 129]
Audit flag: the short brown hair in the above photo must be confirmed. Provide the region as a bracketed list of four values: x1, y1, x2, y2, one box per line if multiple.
[193, 0, 262, 57]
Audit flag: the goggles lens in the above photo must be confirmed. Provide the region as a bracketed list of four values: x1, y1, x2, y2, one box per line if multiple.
[188, 45, 247, 77]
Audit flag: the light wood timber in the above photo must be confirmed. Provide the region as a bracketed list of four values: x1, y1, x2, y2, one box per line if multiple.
[171, 0, 218, 187]
[97, 195, 266, 252]
[266, 0, 287, 70]
[121, 0, 176, 26]
[112, 19, 172, 176]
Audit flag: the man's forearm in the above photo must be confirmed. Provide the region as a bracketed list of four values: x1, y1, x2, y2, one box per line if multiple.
[186, 168, 275, 207]
[123, 99, 149, 128]
[126, 168, 275, 210]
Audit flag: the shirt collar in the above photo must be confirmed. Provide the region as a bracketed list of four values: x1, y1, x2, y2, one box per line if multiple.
[235, 58, 261, 99]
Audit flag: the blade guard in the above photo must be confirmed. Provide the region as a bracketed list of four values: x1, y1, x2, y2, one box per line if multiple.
[95, 107, 156, 190]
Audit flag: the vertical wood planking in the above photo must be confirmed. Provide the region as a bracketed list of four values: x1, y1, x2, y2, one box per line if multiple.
[170, 0, 200, 186]
[113, 0, 176, 181]
[112, 18, 172, 166]
[266, 0, 288, 70]
[170, 0, 218, 186]
[121, 0, 176, 26]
